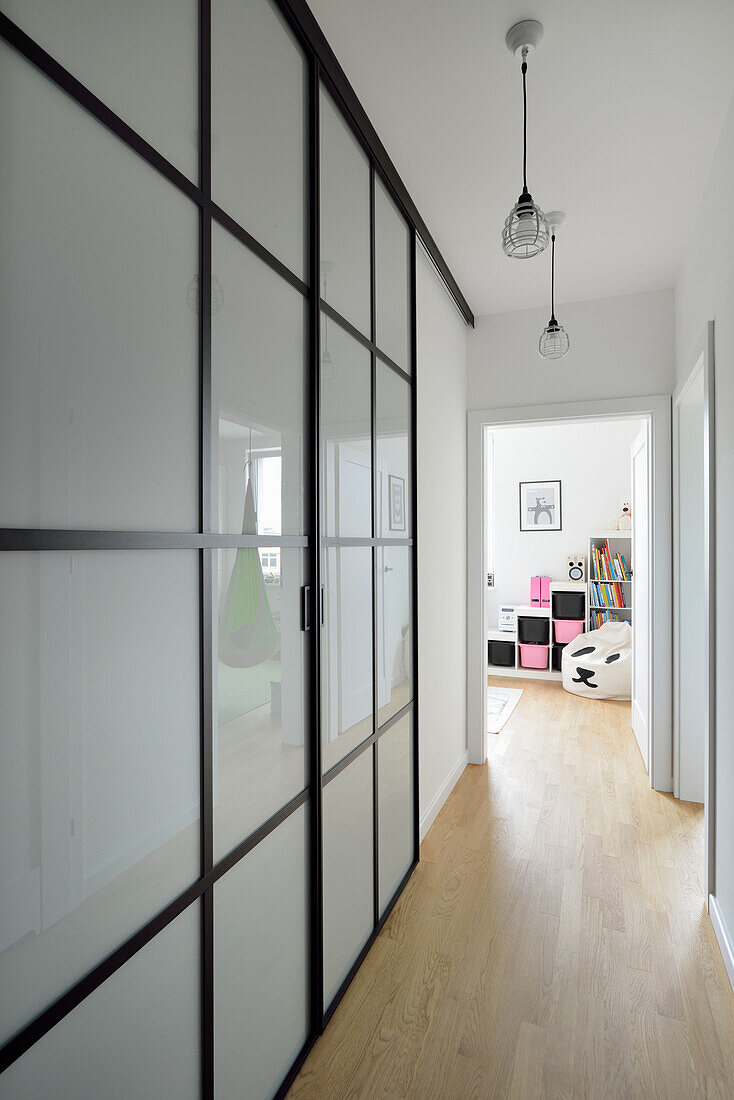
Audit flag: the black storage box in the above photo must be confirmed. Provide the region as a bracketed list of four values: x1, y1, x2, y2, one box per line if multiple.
[517, 616, 550, 645]
[552, 643, 566, 672]
[552, 591, 586, 621]
[488, 639, 515, 667]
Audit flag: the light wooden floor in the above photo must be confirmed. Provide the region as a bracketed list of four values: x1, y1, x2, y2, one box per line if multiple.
[288, 677, 734, 1099]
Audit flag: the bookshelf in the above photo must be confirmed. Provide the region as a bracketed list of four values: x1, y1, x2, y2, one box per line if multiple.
[587, 532, 632, 631]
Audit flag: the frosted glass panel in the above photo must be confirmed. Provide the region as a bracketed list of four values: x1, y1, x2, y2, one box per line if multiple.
[375, 177, 411, 371]
[323, 753, 374, 1005]
[0, 552, 200, 1044]
[319, 86, 371, 336]
[3, 0, 198, 179]
[0, 43, 199, 531]
[378, 714, 413, 914]
[377, 363, 411, 538]
[212, 222, 305, 536]
[212, 0, 307, 279]
[377, 546, 413, 726]
[321, 324, 372, 539]
[214, 549, 306, 860]
[0, 903, 200, 1100]
[215, 806, 308, 1100]
[321, 548, 374, 772]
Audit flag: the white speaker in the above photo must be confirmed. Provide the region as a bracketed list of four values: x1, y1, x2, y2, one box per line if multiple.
[568, 556, 585, 582]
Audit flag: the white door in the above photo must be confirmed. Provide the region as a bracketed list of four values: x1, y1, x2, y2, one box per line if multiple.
[677, 373, 706, 802]
[631, 426, 650, 769]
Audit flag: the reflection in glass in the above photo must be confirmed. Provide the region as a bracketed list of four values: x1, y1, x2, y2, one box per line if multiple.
[212, 222, 305, 536]
[378, 714, 413, 915]
[0, 42, 199, 531]
[215, 806, 308, 1100]
[319, 86, 371, 336]
[377, 546, 413, 726]
[321, 547, 373, 773]
[214, 548, 305, 861]
[321, 323, 372, 539]
[323, 752, 374, 1005]
[375, 177, 411, 371]
[377, 362, 411, 538]
[0, 552, 200, 1045]
[0, 905, 200, 1098]
[212, 0, 307, 278]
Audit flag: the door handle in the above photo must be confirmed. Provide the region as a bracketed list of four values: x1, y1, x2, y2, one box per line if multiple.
[384, 566, 394, 573]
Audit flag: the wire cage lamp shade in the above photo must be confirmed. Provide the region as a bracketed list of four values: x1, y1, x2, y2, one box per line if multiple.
[502, 191, 550, 259]
[539, 228, 570, 359]
[538, 320, 570, 359]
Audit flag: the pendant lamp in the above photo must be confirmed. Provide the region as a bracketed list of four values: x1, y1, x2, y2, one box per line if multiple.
[501, 20, 549, 259]
[539, 212, 570, 359]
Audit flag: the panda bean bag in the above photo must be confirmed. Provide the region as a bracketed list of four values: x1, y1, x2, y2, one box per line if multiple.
[561, 621, 632, 700]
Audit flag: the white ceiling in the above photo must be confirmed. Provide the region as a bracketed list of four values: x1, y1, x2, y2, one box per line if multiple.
[308, 0, 734, 317]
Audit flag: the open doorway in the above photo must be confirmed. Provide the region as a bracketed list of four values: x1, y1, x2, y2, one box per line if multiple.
[483, 416, 647, 742]
[467, 396, 673, 789]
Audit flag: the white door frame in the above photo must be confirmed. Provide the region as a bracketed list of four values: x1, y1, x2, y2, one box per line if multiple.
[673, 321, 716, 898]
[467, 394, 672, 791]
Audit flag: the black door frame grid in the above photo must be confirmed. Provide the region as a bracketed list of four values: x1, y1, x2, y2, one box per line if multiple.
[0, 2, 472, 1095]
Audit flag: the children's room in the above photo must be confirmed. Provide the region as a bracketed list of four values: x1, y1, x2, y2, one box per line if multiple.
[484, 416, 649, 746]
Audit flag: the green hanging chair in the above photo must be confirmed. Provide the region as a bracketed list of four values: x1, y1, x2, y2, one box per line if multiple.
[219, 474, 278, 669]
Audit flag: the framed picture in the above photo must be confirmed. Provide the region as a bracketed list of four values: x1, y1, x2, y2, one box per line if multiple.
[388, 474, 406, 531]
[519, 480, 562, 531]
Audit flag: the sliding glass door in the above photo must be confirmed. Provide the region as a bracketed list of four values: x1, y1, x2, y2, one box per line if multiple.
[319, 84, 416, 1016]
[0, 2, 418, 1096]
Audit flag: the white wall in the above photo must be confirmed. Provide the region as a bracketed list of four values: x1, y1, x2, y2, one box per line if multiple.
[416, 248, 469, 837]
[675, 89, 734, 978]
[468, 288, 675, 412]
[487, 420, 643, 626]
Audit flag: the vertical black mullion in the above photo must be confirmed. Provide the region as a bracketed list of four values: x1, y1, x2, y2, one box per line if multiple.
[370, 164, 380, 927]
[409, 228, 419, 865]
[199, 2, 214, 1098]
[308, 56, 324, 1037]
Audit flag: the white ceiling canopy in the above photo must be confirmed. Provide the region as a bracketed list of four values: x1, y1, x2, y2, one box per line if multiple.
[308, 0, 734, 316]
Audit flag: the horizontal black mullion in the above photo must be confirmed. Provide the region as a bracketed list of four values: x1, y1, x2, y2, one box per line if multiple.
[375, 351, 412, 385]
[320, 299, 372, 354]
[0, 786, 311, 1074]
[322, 856, 418, 1026]
[0, 531, 309, 551]
[322, 536, 412, 548]
[320, 300, 412, 382]
[210, 788, 309, 884]
[210, 201, 308, 296]
[321, 700, 413, 787]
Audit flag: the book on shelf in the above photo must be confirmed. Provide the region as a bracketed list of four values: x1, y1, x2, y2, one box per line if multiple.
[590, 539, 631, 582]
[590, 608, 624, 629]
[590, 579, 627, 609]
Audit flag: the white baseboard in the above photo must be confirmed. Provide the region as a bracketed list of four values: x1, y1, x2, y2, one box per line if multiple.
[419, 749, 469, 841]
[709, 893, 734, 993]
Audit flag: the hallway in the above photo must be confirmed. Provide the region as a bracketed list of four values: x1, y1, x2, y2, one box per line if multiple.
[289, 679, 734, 1098]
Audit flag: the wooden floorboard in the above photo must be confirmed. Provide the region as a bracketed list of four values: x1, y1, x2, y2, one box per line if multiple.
[288, 677, 734, 1099]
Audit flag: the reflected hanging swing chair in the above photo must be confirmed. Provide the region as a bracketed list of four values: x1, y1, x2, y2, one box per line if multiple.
[218, 466, 278, 669]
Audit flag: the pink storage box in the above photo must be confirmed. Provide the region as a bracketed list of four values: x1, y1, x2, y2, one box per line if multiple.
[519, 643, 550, 670]
[554, 618, 585, 645]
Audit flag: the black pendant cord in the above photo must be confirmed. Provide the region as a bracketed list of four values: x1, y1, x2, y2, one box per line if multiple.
[550, 233, 557, 325]
[521, 59, 528, 193]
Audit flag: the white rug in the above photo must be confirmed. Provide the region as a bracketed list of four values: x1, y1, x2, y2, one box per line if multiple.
[487, 687, 524, 734]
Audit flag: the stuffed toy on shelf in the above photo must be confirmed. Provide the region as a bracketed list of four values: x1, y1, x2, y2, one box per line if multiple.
[609, 498, 632, 531]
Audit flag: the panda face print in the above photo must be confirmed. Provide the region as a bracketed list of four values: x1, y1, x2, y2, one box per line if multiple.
[569, 644, 622, 689]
